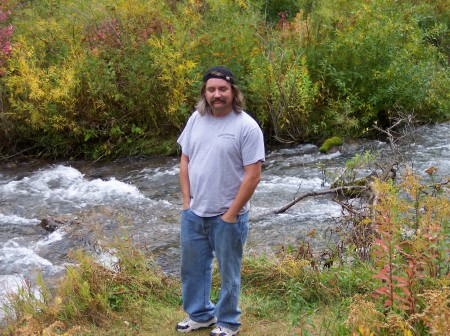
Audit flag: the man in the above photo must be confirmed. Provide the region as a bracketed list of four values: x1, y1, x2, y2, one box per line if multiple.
[176, 66, 265, 336]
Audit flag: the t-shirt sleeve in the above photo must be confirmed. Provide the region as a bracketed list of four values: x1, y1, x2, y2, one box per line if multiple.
[177, 113, 195, 157]
[241, 126, 265, 166]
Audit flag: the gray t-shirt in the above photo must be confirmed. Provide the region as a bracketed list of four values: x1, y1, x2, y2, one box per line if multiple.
[177, 110, 265, 217]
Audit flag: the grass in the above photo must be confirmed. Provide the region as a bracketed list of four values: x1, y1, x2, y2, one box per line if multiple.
[0, 236, 299, 336]
[0, 237, 353, 336]
[1, 237, 447, 336]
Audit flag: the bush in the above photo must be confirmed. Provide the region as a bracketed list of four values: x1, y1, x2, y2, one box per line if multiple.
[347, 168, 450, 335]
[309, 0, 450, 131]
[0, 0, 448, 158]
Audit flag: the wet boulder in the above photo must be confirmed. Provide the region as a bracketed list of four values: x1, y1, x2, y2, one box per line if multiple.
[40, 218, 62, 232]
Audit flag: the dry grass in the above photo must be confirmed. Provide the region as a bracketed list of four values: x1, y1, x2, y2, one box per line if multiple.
[0, 239, 295, 336]
[2, 299, 294, 336]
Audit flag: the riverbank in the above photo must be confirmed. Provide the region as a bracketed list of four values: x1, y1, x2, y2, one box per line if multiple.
[1, 123, 449, 335]
[1, 166, 449, 335]
[0, 235, 371, 336]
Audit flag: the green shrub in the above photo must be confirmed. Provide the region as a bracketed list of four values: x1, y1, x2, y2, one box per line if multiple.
[309, 0, 450, 130]
[0, 0, 448, 158]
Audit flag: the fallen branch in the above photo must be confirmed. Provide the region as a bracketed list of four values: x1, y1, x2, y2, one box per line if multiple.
[272, 186, 366, 214]
[333, 198, 367, 217]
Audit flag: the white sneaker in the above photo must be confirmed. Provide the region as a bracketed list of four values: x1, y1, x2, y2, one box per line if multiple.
[210, 326, 240, 336]
[175, 316, 217, 332]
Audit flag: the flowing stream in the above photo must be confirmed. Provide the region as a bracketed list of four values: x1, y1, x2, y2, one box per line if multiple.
[0, 123, 449, 317]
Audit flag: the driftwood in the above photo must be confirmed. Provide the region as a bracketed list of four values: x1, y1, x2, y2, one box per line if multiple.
[271, 186, 367, 214]
[252, 115, 425, 265]
[271, 158, 399, 215]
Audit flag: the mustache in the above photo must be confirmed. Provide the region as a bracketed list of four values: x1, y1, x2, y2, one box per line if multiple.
[210, 97, 226, 104]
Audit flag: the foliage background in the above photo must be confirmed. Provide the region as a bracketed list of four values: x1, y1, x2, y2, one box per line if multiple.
[0, 0, 449, 159]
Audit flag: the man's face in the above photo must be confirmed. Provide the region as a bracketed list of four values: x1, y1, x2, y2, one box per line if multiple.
[204, 78, 234, 116]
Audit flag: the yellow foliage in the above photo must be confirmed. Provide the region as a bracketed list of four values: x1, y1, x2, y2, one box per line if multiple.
[346, 294, 386, 334]
[412, 287, 450, 335]
[355, 326, 375, 336]
[233, 0, 248, 9]
[277, 255, 310, 278]
[147, 15, 199, 123]
[386, 314, 414, 335]
[5, 41, 81, 132]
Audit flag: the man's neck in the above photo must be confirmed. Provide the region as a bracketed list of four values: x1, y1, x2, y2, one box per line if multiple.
[211, 108, 233, 118]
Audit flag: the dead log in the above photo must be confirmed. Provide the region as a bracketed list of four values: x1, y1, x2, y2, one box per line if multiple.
[272, 186, 367, 214]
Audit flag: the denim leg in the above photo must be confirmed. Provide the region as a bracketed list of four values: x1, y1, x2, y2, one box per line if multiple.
[210, 212, 249, 330]
[180, 209, 215, 322]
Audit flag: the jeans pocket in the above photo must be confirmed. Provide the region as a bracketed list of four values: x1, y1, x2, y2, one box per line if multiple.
[219, 215, 238, 225]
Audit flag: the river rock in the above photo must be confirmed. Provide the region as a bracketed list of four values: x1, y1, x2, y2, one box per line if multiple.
[40, 218, 62, 232]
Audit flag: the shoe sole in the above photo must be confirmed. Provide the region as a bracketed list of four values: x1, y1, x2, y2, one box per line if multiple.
[210, 330, 239, 336]
[176, 321, 216, 333]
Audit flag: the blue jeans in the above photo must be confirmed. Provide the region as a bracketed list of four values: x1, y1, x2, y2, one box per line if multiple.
[180, 209, 250, 331]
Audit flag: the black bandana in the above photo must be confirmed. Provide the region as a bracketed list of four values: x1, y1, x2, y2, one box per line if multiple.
[203, 66, 235, 84]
